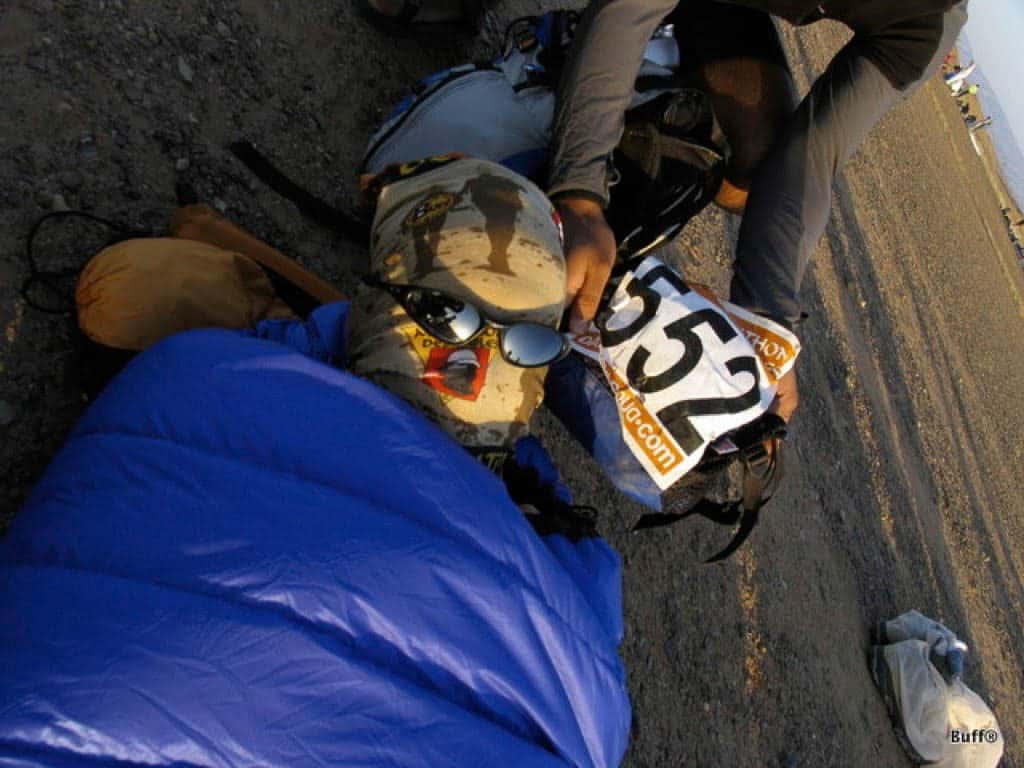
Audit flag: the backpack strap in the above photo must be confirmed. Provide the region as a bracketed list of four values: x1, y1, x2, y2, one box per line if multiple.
[632, 414, 787, 563]
[502, 454, 599, 541]
[168, 203, 344, 310]
[228, 140, 371, 251]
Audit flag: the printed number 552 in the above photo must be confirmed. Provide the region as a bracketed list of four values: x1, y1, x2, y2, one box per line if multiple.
[599, 266, 760, 453]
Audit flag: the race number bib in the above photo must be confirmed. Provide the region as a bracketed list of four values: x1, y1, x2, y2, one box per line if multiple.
[571, 257, 800, 490]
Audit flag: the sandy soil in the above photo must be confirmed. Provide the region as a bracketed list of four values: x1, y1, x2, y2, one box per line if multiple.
[2, 2, 1022, 766]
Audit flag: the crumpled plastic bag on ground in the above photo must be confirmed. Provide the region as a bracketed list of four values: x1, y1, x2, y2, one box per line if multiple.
[871, 611, 1003, 768]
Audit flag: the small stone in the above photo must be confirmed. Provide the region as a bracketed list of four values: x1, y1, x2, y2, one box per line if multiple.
[124, 85, 143, 105]
[213, 197, 228, 213]
[78, 133, 98, 161]
[175, 157, 190, 171]
[0, 400, 16, 427]
[51, 193, 70, 211]
[60, 170, 83, 190]
[199, 35, 220, 58]
[216, 20, 231, 37]
[177, 55, 194, 84]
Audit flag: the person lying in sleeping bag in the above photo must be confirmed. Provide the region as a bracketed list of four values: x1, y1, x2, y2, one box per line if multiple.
[0, 157, 631, 768]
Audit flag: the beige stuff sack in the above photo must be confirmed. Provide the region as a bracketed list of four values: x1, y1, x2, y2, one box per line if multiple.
[75, 203, 345, 352]
[76, 238, 297, 351]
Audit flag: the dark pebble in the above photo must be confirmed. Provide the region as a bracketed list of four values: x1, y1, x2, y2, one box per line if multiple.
[0, 400, 16, 427]
[60, 171, 83, 190]
[78, 134, 98, 161]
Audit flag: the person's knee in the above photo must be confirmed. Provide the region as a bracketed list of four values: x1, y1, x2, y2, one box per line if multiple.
[701, 57, 797, 211]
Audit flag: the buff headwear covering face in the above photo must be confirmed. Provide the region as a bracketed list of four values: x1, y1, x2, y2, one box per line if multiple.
[347, 157, 567, 451]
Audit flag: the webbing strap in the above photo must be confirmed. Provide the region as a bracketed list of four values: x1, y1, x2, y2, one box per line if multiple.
[228, 141, 370, 251]
[168, 204, 344, 307]
[631, 415, 787, 563]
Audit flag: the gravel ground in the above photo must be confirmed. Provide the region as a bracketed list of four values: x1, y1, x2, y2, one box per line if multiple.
[2, 2, 1023, 766]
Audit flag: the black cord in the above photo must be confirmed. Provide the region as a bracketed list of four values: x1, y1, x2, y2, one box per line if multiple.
[502, 458, 599, 541]
[228, 141, 370, 249]
[21, 210, 149, 314]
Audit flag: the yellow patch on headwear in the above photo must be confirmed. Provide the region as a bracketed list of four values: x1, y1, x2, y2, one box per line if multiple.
[403, 192, 456, 229]
[401, 326, 499, 367]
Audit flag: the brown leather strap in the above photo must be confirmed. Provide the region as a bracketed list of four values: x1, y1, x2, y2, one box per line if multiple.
[168, 204, 344, 306]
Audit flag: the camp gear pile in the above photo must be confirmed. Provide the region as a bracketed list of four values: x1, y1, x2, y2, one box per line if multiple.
[362, 12, 729, 258]
[0, 312, 630, 768]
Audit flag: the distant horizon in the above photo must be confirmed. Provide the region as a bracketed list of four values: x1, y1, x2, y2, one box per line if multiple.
[959, 34, 1024, 211]
[960, 0, 1024, 209]
[963, 0, 1024, 148]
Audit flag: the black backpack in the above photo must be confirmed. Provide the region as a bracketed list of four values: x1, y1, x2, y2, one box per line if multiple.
[503, 11, 730, 258]
[632, 412, 787, 562]
[608, 88, 729, 259]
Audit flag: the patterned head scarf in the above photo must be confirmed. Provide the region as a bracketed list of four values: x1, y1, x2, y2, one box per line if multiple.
[347, 158, 566, 450]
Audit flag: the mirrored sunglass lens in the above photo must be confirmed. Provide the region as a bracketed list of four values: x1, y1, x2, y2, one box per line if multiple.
[405, 289, 482, 343]
[501, 324, 565, 366]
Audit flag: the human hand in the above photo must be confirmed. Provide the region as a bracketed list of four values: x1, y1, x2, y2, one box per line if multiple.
[769, 366, 799, 423]
[555, 196, 617, 333]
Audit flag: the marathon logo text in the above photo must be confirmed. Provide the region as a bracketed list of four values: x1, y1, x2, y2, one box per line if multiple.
[714, 298, 801, 384]
[412, 328, 499, 350]
[742, 329, 790, 365]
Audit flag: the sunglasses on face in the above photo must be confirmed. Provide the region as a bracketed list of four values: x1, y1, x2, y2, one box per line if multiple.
[363, 275, 570, 368]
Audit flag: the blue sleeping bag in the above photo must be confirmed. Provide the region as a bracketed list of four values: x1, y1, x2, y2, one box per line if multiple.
[0, 305, 630, 767]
